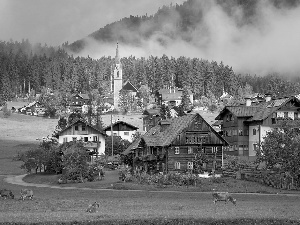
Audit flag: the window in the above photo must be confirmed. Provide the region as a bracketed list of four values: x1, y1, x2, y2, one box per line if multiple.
[226, 115, 230, 122]
[238, 145, 244, 156]
[124, 132, 129, 136]
[295, 112, 298, 119]
[284, 112, 288, 118]
[175, 147, 180, 155]
[84, 137, 88, 142]
[187, 162, 193, 170]
[175, 162, 180, 169]
[253, 129, 256, 135]
[244, 129, 249, 136]
[63, 137, 67, 143]
[228, 130, 232, 137]
[232, 130, 238, 136]
[75, 125, 79, 131]
[72, 137, 77, 142]
[238, 129, 243, 136]
[93, 136, 98, 142]
[82, 124, 86, 131]
[113, 133, 117, 136]
[272, 118, 276, 124]
[188, 147, 193, 154]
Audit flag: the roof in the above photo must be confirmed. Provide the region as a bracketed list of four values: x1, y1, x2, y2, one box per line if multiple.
[122, 80, 138, 92]
[142, 113, 228, 147]
[73, 93, 90, 100]
[142, 109, 160, 116]
[122, 138, 142, 155]
[103, 120, 139, 131]
[56, 118, 107, 137]
[216, 96, 300, 122]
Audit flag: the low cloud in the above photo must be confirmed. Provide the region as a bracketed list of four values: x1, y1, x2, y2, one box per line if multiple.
[78, 0, 300, 76]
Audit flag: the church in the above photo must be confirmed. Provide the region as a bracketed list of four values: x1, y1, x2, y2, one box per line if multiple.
[111, 43, 138, 111]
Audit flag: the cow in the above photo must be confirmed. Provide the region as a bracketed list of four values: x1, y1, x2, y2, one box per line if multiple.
[86, 202, 100, 213]
[212, 191, 236, 205]
[0, 189, 14, 199]
[20, 189, 34, 200]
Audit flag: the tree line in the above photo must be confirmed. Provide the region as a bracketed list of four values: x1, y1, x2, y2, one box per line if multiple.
[1, 40, 300, 106]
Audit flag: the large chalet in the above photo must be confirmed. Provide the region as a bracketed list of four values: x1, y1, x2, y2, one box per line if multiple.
[124, 113, 228, 173]
[215, 95, 300, 160]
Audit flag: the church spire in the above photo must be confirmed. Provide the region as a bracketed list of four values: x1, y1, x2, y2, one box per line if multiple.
[115, 42, 120, 64]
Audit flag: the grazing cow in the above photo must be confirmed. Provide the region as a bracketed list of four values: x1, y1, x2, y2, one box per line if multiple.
[20, 189, 34, 200]
[86, 202, 100, 213]
[0, 189, 14, 199]
[212, 191, 236, 205]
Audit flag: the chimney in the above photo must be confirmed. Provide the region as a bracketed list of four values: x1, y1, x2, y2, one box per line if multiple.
[265, 93, 272, 102]
[245, 97, 252, 106]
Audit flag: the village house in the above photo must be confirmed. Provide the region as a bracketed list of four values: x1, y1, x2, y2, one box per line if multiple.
[69, 93, 91, 112]
[155, 87, 193, 108]
[124, 113, 228, 174]
[215, 95, 300, 161]
[55, 119, 107, 161]
[104, 120, 139, 142]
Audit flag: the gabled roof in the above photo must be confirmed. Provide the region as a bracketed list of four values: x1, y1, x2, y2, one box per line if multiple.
[142, 109, 160, 116]
[122, 80, 138, 92]
[122, 138, 143, 155]
[216, 96, 300, 122]
[142, 113, 228, 147]
[56, 118, 107, 137]
[215, 106, 259, 120]
[103, 120, 139, 131]
[73, 93, 90, 100]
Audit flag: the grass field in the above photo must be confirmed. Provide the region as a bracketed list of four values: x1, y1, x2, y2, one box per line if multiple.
[1, 103, 300, 224]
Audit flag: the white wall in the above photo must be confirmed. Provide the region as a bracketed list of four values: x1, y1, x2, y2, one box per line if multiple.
[248, 125, 273, 156]
[106, 130, 137, 142]
[58, 133, 106, 155]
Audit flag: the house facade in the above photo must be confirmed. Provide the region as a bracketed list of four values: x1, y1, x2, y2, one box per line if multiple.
[56, 119, 107, 159]
[69, 93, 90, 112]
[215, 95, 300, 160]
[104, 120, 139, 142]
[125, 113, 228, 174]
[155, 87, 193, 108]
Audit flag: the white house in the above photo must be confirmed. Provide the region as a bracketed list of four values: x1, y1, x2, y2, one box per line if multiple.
[55, 119, 107, 158]
[104, 120, 139, 142]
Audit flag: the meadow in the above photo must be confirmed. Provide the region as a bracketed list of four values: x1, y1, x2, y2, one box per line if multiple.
[1, 102, 300, 224]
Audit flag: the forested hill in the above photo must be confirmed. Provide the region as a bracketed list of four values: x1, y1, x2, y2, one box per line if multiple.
[65, 0, 300, 53]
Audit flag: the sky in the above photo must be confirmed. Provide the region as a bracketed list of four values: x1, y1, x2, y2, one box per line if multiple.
[1, 0, 300, 76]
[0, 0, 185, 46]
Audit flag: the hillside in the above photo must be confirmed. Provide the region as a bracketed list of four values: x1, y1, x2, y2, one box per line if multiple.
[66, 0, 300, 53]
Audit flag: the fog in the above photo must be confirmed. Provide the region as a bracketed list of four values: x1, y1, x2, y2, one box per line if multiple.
[78, 1, 300, 76]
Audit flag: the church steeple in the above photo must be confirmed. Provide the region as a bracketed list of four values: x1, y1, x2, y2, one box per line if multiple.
[115, 42, 120, 64]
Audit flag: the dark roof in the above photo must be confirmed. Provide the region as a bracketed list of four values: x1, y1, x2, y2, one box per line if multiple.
[142, 109, 160, 116]
[73, 93, 90, 100]
[216, 96, 300, 122]
[122, 80, 138, 92]
[103, 120, 139, 131]
[56, 118, 107, 137]
[122, 138, 142, 155]
[142, 113, 228, 147]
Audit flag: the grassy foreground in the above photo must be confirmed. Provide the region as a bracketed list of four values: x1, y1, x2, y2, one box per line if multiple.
[1, 218, 300, 225]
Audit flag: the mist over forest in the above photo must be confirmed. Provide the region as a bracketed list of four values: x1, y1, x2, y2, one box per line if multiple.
[66, 0, 300, 77]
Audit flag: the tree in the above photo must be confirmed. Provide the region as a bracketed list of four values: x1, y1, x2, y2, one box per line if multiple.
[160, 104, 171, 120]
[105, 136, 131, 156]
[256, 120, 300, 179]
[60, 141, 90, 183]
